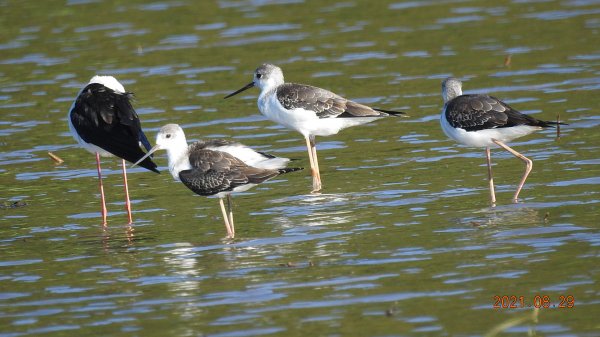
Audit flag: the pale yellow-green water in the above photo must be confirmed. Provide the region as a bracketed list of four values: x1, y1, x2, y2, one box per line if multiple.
[1, 0, 599, 336]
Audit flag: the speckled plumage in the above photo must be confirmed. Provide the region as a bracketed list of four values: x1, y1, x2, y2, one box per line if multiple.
[133, 124, 302, 238]
[179, 141, 295, 196]
[276, 83, 393, 119]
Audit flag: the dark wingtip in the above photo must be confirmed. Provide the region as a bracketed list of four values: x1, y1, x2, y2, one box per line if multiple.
[542, 121, 568, 127]
[256, 151, 276, 159]
[373, 108, 409, 117]
[136, 158, 160, 173]
[279, 167, 304, 174]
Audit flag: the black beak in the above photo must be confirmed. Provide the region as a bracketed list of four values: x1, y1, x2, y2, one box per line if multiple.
[224, 81, 255, 99]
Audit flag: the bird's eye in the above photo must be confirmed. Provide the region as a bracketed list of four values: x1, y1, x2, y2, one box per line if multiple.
[165, 134, 171, 139]
[256, 73, 262, 79]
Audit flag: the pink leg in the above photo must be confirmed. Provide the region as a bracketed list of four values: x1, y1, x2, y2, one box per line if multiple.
[485, 147, 496, 205]
[121, 159, 133, 224]
[95, 153, 108, 226]
[492, 139, 533, 203]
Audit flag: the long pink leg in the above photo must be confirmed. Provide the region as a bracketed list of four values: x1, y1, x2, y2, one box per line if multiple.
[121, 159, 133, 224]
[219, 198, 234, 238]
[485, 147, 496, 205]
[492, 139, 533, 203]
[95, 152, 108, 226]
[309, 135, 322, 193]
[304, 135, 321, 193]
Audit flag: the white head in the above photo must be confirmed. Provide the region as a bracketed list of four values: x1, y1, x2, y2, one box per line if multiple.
[153, 123, 188, 151]
[133, 123, 190, 180]
[253, 63, 284, 90]
[89, 75, 125, 93]
[224, 63, 285, 98]
[441, 77, 463, 103]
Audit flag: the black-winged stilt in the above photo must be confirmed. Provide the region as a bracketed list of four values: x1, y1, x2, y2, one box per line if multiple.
[224, 63, 405, 193]
[69, 75, 158, 225]
[440, 77, 566, 204]
[133, 124, 302, 238]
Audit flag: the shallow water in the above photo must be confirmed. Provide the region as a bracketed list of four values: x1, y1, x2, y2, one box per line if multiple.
[1, 0, 599, 336]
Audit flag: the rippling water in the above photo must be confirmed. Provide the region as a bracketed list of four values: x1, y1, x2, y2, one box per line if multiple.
[1, 0, 599, 336]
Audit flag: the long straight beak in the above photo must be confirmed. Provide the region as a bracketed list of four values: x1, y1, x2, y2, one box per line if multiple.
[132, 145, 161, 168]
[224, 81, 255, 99]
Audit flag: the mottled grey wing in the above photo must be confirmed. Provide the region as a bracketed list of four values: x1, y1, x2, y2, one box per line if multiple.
[276, 83, 382, 119]
[178, 147, 279, 196]
[445, 94, 543, 131]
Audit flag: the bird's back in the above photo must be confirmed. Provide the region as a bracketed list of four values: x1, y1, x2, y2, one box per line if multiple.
[179, 142, 301, 196]
[197, 139, 290, 170]
[69, 82, 158, 173]
[445, 94, 555, 132]
[276, 82, 393, 119]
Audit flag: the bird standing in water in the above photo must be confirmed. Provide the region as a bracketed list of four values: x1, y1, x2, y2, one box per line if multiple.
[134, 124, 302, 238]
[69, 75, 158, 225]
[225, 63, 405, 193]
[440, 77, 565, 204]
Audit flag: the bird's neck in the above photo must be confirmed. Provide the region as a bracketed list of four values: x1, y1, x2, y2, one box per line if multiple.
[258, 86, 276, 107]
[166, 142, 191, 181]
[258, 77, 283, 96]
[443, 86, 462, 103]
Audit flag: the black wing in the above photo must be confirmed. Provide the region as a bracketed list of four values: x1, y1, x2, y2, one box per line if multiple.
[178, 146, 280, 196]
[276, 83, 402, 119]
[445, 94, 555, 132]
[70, 83, 158, 173]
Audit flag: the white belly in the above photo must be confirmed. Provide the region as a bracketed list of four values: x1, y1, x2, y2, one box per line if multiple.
[440, 110, 540, 147]
[259, 92, 381, 137]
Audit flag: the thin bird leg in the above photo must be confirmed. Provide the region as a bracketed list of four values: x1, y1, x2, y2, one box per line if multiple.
[95, 152, 108, 226]
[226, 194, 235, 236]
[219, 198, 234, 238]
[309, 135, 322, 193]
[492, 139, 533, 203]
[485, 147, 497, 206]
[304, 135, 320, 193]
[121, 159, 133, 224]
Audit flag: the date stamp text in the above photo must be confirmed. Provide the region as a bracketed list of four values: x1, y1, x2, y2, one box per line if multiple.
[493, 295, 575, 309]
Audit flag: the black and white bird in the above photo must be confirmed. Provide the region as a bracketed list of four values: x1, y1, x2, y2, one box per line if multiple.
[440, 77, 565, 204]
[68, 75, 159, 225]
[133, 124, 302, 238]
[225, 63, 405, 193]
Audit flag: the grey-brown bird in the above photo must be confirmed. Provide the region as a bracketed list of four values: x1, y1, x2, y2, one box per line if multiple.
[134, 124, 302, 238]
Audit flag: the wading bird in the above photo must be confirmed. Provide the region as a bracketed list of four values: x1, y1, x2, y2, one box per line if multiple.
[440, 77, 565, 204]
[133, 124, 302, 238]
[69, 75, 158, 225]
[225, 63, 405, 193]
